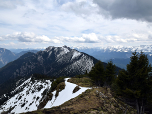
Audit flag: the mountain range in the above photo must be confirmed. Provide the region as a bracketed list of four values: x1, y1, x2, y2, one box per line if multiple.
[74, 45, 152, 69]
[1, 45, 152, 71]
[73, 45, 152, 53]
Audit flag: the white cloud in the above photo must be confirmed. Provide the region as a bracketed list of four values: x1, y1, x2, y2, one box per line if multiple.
[82, 33, 99, 42]
[2, 32, 61, 44]
[0, 36, 3, 41]
[57, 33, 100, 43]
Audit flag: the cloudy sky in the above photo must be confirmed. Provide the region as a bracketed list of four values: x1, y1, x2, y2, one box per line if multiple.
[0, 0, 152, 49]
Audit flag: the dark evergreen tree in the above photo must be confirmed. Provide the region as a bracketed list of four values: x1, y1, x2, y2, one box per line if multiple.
[105, 61, 116, 87]
[88, 61, 105, 86]
[116, 51, 152, 114]
[85, 70, 88, 75]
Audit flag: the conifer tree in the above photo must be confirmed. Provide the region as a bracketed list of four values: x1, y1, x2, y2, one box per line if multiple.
[116, 51, 152, 114]
[105, 61, 116, 87]
[85, 70, 88, 75]
[89, 61, 105, 86]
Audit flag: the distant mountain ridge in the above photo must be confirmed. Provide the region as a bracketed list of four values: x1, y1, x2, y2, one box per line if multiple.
[73, 45, 152, 62]
[73, 45, 152, 69]
[73, 45, 152, 53]
[0, 48, 16, 68]
[0, 48, 38, 69]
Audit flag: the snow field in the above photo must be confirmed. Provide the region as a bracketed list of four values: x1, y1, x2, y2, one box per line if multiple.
[45, 78, 90, 108]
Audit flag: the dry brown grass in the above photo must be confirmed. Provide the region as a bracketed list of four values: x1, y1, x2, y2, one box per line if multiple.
[67, 77, 93, 87]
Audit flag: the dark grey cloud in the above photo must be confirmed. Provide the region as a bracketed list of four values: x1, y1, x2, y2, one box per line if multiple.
[93, 0, 152, 22]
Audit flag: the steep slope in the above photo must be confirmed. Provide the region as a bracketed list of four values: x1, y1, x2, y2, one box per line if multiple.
[0, 77, 89, 114]
[0, 46, 100, 85]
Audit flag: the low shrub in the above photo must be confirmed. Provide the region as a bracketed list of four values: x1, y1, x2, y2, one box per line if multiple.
[55, 82, 65, 98]
[73, 86, 81, 93]
[50, 76, 65, 92]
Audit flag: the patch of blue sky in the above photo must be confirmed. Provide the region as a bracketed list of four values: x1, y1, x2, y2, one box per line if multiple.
[47, 25, 70, 34]
[0, 22, 11, 27]
[57, 0, 75, 5]
[102, 33, 117, 36]
[109, 33, 117, 36]
[81, 29, 93, 34]
[0, 40, 11, 44]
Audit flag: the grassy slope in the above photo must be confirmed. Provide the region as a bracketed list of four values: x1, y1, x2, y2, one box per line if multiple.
[21, 77, 137, 114]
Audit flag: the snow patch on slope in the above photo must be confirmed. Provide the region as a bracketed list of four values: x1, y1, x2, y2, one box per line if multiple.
[71, 51, 81, 59]
[55, 46, 70, 58]
[69, 54, 94, 73]
[44, 78, 89, 108]
[62, 47, 70, 54]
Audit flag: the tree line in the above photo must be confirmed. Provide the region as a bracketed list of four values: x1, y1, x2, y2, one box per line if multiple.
[88, 51, 152, 114]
